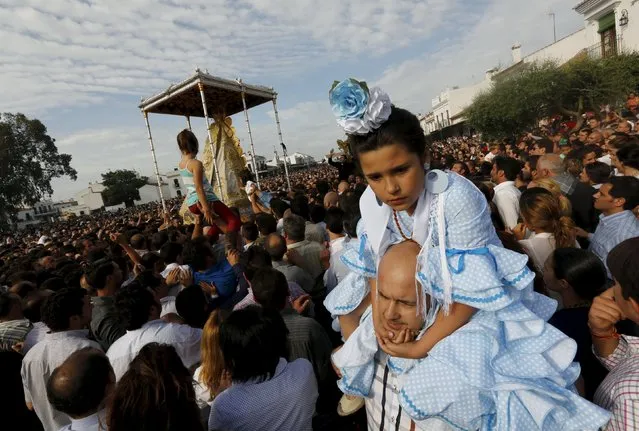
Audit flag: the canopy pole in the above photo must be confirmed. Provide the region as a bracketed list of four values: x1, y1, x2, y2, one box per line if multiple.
[197, 82, 225, 202]
[238, 79, 260, 188]
[186, 116, 192, 131]
[142, 111, 167, 214]
[272, 96, 291, 191]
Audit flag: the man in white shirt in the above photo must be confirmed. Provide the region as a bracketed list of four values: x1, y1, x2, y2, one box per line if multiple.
[106, 285, 201, 380]
[22, 288, 101, 431]
[322, 208, 349, 292]
[490, 156, 522, 230]
[46, 347, 113, 431]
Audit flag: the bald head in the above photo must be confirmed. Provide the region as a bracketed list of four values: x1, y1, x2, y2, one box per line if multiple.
[377, 241, 424, 332]
[324, 191, 338, 209]
[537, 154, 565, 178]
[47, 347, 113, 419]
[338, 181, 350, 195]
[265, 233, 287, 261]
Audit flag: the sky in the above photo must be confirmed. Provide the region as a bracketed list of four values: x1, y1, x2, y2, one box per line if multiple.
[1, 0, 585, 201]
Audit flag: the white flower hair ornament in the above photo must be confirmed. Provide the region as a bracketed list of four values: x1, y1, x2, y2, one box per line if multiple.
[329, 78, 392, 136]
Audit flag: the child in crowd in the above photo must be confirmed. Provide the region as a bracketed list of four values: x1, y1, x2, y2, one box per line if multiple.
[177, 129, 240, 237]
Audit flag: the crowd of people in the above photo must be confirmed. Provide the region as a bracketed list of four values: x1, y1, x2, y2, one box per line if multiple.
[1, 89, 639, 430]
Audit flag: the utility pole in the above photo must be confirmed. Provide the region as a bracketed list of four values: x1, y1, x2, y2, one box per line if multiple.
[548, 11, 557, 43]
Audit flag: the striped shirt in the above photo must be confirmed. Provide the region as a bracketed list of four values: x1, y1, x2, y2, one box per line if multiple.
[588, 211, 639, 278]
[594, 335, 639, 431]
[0, 319, 32, 351]
[365, 353, 453, 431]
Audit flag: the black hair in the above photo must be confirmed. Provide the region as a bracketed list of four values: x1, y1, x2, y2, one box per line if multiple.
[182, 239, 214, 272]
[608, 176, 639, 210]
[493, 156, 521, 181]
[46, 348, 112, 418]
[150, 231, 169, 251]
[141, 253, 161, 272]
[324, 207, 344, 234]
[176, 129, 199, 155]
[86, 248, 107, 265]
[9, 271, 37, 286]
[240, 222, 259, 242]
[40, 277, 67, 292]
[316, 180, 330, 196]
[551, 248, 607, 301]
[160, 242, 183, 265]
[617, 142, 639, 171]
[240, 246, 272, 282]
[220, 306, 288, 383]
[339, 190, 362, 238]
[347, 106, 426, 162]
[41, 287, 87, 332]
[608, 238, 639, 302]
[283, 215, 306, 242]
[290, 195, 310, 220]
[254, 213, 277, 236]
[175, 285, 209, 329]
[90, 261, 116, 291]
[309, 205, 326, 224]
[535, 139, 554, 154]
[269, 198, 290, 219]
[129, 234, 147, 250]
[114, 285, 157, 331]
[584, 162, 612, 185]
[251, 267, 289, 310]
[0, 292, 19, 319]
[134, 270, 162, 293]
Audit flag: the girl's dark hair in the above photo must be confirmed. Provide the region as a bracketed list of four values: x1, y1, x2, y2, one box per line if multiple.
[347, 106, 427, 161]
[107, 343, 204, 431]
[551, 248, 607, 301]
[176, 129, 199, 155]
[584, 162, 612, 185]
[608, 237, 639, 302]
[339, 189, 363, 238]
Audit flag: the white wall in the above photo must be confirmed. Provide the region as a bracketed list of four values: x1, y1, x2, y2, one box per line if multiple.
[524, 29, 588, 64]
[135, 184, 171, 206]
[578, 0, 639, 53]
[164, 171, 186, 199]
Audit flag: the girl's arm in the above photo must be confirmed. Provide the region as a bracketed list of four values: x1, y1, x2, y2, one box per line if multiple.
[249, 191, 271, 214]
[378, 302, 476, 359]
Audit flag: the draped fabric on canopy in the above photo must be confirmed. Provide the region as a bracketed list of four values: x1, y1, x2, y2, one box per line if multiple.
[138, 69, 291, 214]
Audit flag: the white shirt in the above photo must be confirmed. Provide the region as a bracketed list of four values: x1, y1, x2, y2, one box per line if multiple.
[106, 319, 201, 380]
[57, 410, 107, 431]
[323, 236, 348, 292]
[484, 152, 498, 163]
[160, 296, 177, 317]
[492, 181, 521, 230]
[22, 330, 102, 431]
[22, 321, 49, 354]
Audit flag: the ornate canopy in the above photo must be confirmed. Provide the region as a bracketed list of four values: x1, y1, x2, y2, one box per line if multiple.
[139, 69, 277, 117]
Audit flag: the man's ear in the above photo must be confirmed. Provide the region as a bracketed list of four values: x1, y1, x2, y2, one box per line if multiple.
[614, 196, 626, 209]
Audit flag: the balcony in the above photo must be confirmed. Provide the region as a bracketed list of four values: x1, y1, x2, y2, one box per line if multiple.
[586, 36, 622, 59]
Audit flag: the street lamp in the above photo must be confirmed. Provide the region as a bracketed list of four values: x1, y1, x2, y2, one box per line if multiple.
[619, 9, 629, 27]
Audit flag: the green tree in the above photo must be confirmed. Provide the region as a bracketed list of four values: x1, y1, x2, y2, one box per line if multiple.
[465, 52, 639, 138]
[101, 170, 148, 207]
[0, 113, 77, 228]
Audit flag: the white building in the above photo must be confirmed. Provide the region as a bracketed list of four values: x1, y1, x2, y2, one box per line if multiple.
[286, 152, 315, 166]
[421, 0, 639, 137]
[164, 169, 186, 199]
[245, 154, 267, 173]
[61, 183, 106, 217]
[135, 181, 171, 206]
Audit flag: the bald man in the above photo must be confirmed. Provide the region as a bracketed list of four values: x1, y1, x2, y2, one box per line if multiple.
[46, 347, 114, 431]
[323, 191, 338, 209]
[337, 181, 350, 195]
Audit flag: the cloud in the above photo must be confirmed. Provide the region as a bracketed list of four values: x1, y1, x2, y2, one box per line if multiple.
[0, 0, 459, 113]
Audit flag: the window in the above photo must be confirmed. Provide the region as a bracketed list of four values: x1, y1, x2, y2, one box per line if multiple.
[173, 179, 180, 187]
[598, 12, 617, 57]
[26, 213, 32, 220]
[176, 190, 182, 197]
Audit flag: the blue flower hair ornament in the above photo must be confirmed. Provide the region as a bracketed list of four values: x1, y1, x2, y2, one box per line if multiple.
[329, 78, 392, 135]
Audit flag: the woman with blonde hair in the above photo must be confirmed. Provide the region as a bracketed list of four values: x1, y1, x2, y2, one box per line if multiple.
[193, 310, 230, 422]
[527, 177, 572, 217]
[513, 188, 578, 274]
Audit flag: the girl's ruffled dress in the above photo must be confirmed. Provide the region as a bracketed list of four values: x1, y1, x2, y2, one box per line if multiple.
[325, 172, 610, 431]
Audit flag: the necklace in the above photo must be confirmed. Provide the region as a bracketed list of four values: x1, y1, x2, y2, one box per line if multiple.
[393, 210, 412, 241]
[564, 301, 592, 309]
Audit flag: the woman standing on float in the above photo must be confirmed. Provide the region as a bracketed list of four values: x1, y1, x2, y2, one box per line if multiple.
[324, 79, 610, 430]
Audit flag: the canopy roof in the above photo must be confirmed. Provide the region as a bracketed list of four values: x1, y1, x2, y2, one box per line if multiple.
[139, 69, 277, 117]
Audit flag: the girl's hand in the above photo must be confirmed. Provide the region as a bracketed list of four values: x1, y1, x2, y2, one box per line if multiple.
[377, 332, 424, 359]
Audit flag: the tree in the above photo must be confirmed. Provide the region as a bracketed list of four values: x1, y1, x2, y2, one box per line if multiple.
[465, 52, 639, 138]
[101, 170, 148, 207]
[0, 113, 77, 228]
